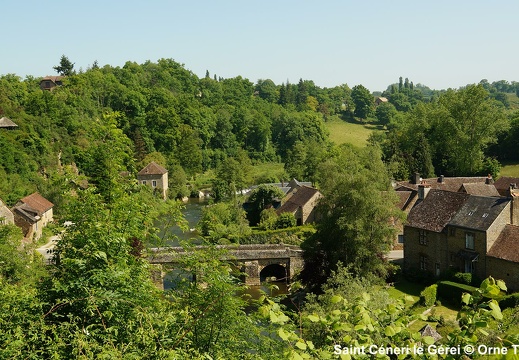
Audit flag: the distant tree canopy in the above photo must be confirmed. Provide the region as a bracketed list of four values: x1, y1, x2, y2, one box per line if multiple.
[53, 55, 75, 76]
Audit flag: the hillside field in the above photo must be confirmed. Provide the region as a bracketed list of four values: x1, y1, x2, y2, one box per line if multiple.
[324, 117, 381, 147]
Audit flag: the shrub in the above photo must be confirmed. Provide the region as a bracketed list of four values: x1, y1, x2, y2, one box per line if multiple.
[437, 281, 477, 306]
[420, 284, 438, 307]
[453, 272, 472, 285]
[499, 293, 519, 310]
[275, 212, 296, 229]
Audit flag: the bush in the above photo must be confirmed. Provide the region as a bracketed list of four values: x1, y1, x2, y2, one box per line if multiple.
[453, 272, 472, 285]
[499, 293, 519, 310]
[275, 212, 296, 229]
[420, 284, 438, 307]
[437, 281, 477, 306]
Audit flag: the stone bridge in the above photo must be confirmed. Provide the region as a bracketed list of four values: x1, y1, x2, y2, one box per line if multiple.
[147, 244, 304, 288]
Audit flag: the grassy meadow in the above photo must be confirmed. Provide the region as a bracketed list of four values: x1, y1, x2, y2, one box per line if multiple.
[324, 116, 382, 147]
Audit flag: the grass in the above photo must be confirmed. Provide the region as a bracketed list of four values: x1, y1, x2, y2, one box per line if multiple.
[386, 277, 459, 333]
[500, 163, 519, 177]
[324, 116, 382, 147]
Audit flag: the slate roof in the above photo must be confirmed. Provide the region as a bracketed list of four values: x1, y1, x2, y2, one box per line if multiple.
[137, 162, 167, 175]
[20, 192, 54, 215]
[406, 190, 470, 232]
[0, 116, 18, 128]
[13, 204, 40, 223]
[277, 186, 321, 214]
[487, 225, 519, 263]
[397, 176, 488, 193]
[460, 183, 500, 197]
[448, 196, 510, 231]
[494, 177, 519, 197]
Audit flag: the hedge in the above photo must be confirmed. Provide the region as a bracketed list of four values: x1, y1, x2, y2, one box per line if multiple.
[437, 281, 477, 306]
[240, 226, 316, 245]
[420, 284, 438, 307]
[499, 293, 519, 310]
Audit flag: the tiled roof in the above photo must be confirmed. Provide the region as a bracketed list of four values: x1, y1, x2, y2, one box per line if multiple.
[460, 183, 500, 197]
[449, 196, 510, 231]
[494, 177, 519, 197]
[137, 162, 167, 175]
[0, 117, 18, 128]
[20, 192, 54, 214]
[277, 186, 321, 215]
[406, 190, 469, 232]
[487, 225, 519, 263]
[41, 76, 64, 83]
[397, 176, 488, 193]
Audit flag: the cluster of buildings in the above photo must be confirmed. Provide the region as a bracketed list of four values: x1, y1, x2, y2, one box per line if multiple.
[394, 174, 519, 290]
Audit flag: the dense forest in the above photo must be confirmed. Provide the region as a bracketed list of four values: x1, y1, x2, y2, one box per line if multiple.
[1, 57, 518, 207]
[2, 57, 519, 358]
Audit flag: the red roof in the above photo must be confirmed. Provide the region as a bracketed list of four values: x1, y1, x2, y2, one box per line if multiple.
[20, 192, 54, 214]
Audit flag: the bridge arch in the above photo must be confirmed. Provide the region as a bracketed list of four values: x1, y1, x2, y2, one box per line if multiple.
[259, 263, 288, 282]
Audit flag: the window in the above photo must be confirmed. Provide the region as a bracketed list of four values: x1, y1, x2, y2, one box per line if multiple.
[420, 255, 428, 271]
[419, 230, 427, 245]
[465, 232, 475, 250]
[142, 180, 147, 185]
[152, 180, 157, 187]
[398, 235, 404, 244]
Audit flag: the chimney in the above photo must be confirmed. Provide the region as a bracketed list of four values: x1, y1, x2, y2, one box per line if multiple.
[413, 172, 421, 185]
[439, 175, 444, 183]
[485, 174, 494, 185]
[418, 181, 431, 200]
[509, 184, 519, 225]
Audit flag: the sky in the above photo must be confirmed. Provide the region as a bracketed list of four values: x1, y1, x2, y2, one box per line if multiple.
[1, 1, 518, 92]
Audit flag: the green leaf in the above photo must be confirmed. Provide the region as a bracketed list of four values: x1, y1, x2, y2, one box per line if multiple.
[278, 328, 290, 341]
[496, 279, 507, 292]
[307, 314, 319, 323]
[385, 325, 396, 337]
[422, 336, 435, 345]
[488, 300, 503, 320]
[331, 295, 343, 304]
[461, 293, 471, 305]
[295, 341, 307, 350]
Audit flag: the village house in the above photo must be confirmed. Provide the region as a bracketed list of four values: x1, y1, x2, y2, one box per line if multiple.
[0, 198, 14, 225]
[403, 183, 519, 290]
[12, 192, 54, 241]
[276, 184, 322, 225]
[40, 76, 64, 91]
[375, 97, 388, 106]
[0, 116, 18, 130]
[137, 162, 168, 200]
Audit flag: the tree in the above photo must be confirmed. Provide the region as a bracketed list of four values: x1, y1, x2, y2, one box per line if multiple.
[375, 101, 397, 126]
[351, 84, 374, 119]
[245, 184, 285, 225]
[300, 145, 404, 290]
[53, 55, 75, 76]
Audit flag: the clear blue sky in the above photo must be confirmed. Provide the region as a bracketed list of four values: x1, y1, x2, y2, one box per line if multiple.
[2, 1, 518, 92]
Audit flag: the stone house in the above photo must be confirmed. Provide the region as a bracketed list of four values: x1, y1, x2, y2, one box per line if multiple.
[40, 76, 64, 91]
[0, 198, 14, 225]
[137, 162, 168, 200]
[276, 185, 322, 225]
[403, 184, 519, 290]
[12, 192, 54, 241]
